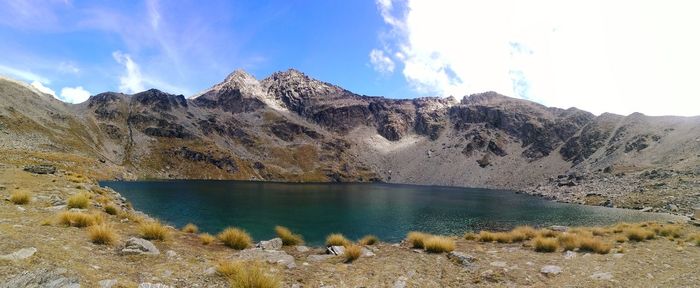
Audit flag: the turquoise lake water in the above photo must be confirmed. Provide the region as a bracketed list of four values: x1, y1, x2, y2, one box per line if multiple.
[102, 180, 679, 245]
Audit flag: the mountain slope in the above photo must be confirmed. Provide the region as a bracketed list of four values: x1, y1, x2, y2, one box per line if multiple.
[0, 70, 698, 214]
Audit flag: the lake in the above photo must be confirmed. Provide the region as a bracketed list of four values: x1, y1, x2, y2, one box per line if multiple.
[102, 180, 680, 245]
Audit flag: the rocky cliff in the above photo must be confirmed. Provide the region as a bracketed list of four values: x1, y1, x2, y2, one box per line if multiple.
[0, 70, 698, 214]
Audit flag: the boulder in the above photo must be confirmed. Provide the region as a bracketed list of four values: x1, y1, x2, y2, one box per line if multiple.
[256, 238, 283, 250]
[327, 246, 345, 255]
[540, 265, 562, 276]
[23, 164, 56, 174]
[0, 247, 37, 261]
[239, 248, 296, 269]
[447, 251, 477, 269]
[120, 238, 160, 255]
[1, 268, 79, 288]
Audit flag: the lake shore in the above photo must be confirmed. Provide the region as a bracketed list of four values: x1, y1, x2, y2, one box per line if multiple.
[2, 165, 700, 287]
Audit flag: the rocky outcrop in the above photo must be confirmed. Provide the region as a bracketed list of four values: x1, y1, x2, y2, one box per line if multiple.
[23, 165, 56, 174]
[120, 237, 160, 255]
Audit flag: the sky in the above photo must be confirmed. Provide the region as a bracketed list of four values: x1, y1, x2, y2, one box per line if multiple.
[0, 0, 698, 116]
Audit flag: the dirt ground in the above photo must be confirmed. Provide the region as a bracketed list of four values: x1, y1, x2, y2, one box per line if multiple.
[1, 165, 699, 287]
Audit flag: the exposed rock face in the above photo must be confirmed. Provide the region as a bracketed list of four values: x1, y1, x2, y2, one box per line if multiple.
[120, 238, 160, 255]
[23, 165, 56, 174]
[1, 268, 79, 288]
[0, 69, 698, 208]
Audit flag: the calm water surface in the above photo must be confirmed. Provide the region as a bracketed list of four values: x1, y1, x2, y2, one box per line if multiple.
[103, 180, 679, 245]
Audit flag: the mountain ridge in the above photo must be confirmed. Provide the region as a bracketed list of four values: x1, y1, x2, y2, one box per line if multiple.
[0, 69, 698, 214]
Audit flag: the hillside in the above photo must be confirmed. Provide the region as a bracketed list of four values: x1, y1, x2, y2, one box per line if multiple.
[0, 70, 698, 214]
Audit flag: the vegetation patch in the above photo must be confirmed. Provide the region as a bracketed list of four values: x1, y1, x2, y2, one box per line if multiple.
[625, 227, 655, 241]
[533, 236, 558, 252]
[216, 261, 280, 288]
[557, 233, 579, 251]
[182, 223, 199, 234]
[139, 221, 170, 241]
[218, 227, 252, 250]
[423, 236, 455, 253]
[407, 231, 430, 248]
[343, 245, 362, 262]
[104, 204, 118, 215]
[57, 211, 103, 227]
[578, 237, 612, 254]
[325, 233, 351, 247]
[463, 232, 478, 240]
[275, 226, 303, 245]
[200, 233, 216, 245]
[67, 192, 90, 209]
[87, 224, 118, 245]
[358, 235, 379, 245]
[9, 190, 30, 205]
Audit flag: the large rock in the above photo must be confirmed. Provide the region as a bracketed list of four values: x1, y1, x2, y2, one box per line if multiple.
[326, 246, 345, 255]
[0, 247, 37, 261]
[256, 238, 283, 250]
[447, 251, 477, 269]
[120, 238, 160, 255]
[238, 248, 296, 269]
[1, 268, 79, 288]
[23, 164, 56, 174]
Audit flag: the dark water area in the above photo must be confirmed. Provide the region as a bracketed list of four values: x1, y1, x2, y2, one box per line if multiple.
[102, 180, 678, 246]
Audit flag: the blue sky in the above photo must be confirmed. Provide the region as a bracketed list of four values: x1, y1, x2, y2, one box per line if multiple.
[1, 0, 699, 116]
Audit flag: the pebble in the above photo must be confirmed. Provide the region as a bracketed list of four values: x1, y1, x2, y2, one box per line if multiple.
[540, 265, 562, 276]
[490, 261, 507, 268]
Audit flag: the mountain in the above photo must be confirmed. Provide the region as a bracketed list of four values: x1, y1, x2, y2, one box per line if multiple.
[0, 70, 698, 214]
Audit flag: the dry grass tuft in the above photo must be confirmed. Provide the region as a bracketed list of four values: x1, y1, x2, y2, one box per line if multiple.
[87, 224, 118, 245]
[9, 190, 30, 205]
[478, 231, 498, 242]
[199, 233, 215, 245]
[325, 233, 351, 247]
[217, 261, 280, 288]
[57, 211, 103, 227]
[612, 222, 632, 233]
[537, 229, 559, 238]
[625, 227, 655, 241]
[275, 226, 304, 246]
[218, 227, 252, 250]
[688, 233, 700, 246]
[139, 221, 170, 241]
[557, 233, 579, 251]
[423, 236, 455, 253]
[104, 204, 118, 215]
[614, 235, 628, 243]
[590, 227, 609, 236]
[512, 226, 538, 239]
[494, 232, 514, 243]
[658, 225, 683, 238]
[344, 245, 362, 262]
[182, 223, 199, 234]
[67, 192, 90, 209]
[407, 232, 431, 248]
[533, 236, 559, 252]
[358, 235, 379, 245]
[463, 232, 478, 240]
[578, 237, 611, 254]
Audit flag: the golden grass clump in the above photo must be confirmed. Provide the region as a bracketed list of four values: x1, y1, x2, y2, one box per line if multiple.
[423, 236, 456, 253]
[344, 245, 362, 262]
[590, 227, 609, 236]
[658, 225, 683, 238]
[537, 229, 559, 238]
[625, 227, 655, 241]
[216, 261, 281, 288]
[199, 233, 215, 245]
[67, 192, 90, 209]
[569, 228, 594, 238]
[182, 223, 199, 234]
[688, 233, 700, 246]
[478, 231, 498, 242]
[512, 226, 538, 239]
[463, 232, 478, 240]
[614, 235, 628, 243]
[139, 221, 170, 241]
[57, 211, 103, 227]
[358, 235, 379, 245]
[533, 236, 559, 252]
[9, 190, 30, 205]
[325, 233, 351, 247]
[87, 224, 118, 245]
[218, 227, 252, 250]
[612, 222, 631, 233]
[557, 233, 579, 251]
[578, 237, 611, 254]
[407, 231, 430, 248]
[104, 204, 118, 215]
[275, 226, 304, 245]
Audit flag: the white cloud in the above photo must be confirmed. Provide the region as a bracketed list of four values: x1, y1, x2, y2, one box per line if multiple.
[30, 81, 56, 97]
[369, 49, 395, 74]
[0, 64, 50, 84]
[372, 0, 700, 116]
[59, 86, 91, 103]
[112, 51, 145, 93]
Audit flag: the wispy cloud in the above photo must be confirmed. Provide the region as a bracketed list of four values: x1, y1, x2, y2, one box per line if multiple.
[369, 49, 395, 74]
[112, 51, 145, 94]
[0, 64, 51, 84]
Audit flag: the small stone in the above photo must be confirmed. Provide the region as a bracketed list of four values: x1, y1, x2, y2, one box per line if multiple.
[204, 267, 217, 275]
[0, 247, 37, 261]
[256, 238, 283, 250]
[99, 279, 118, 288]
[165, 250, 177, 258]
[612, 253, 624, 259]
[361, 247, 375, 257]
[447, 251, 477, 269]
[295, 245, 310, 252]
[490, 261, 507, 268]
[564, 251, 576, 259]
[393, 276, 408, 288]
[540, 265, 562, 276]
[549, 225, 569, 232]
[590, 272, 613, 281]
[138, 283, 172, 288]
